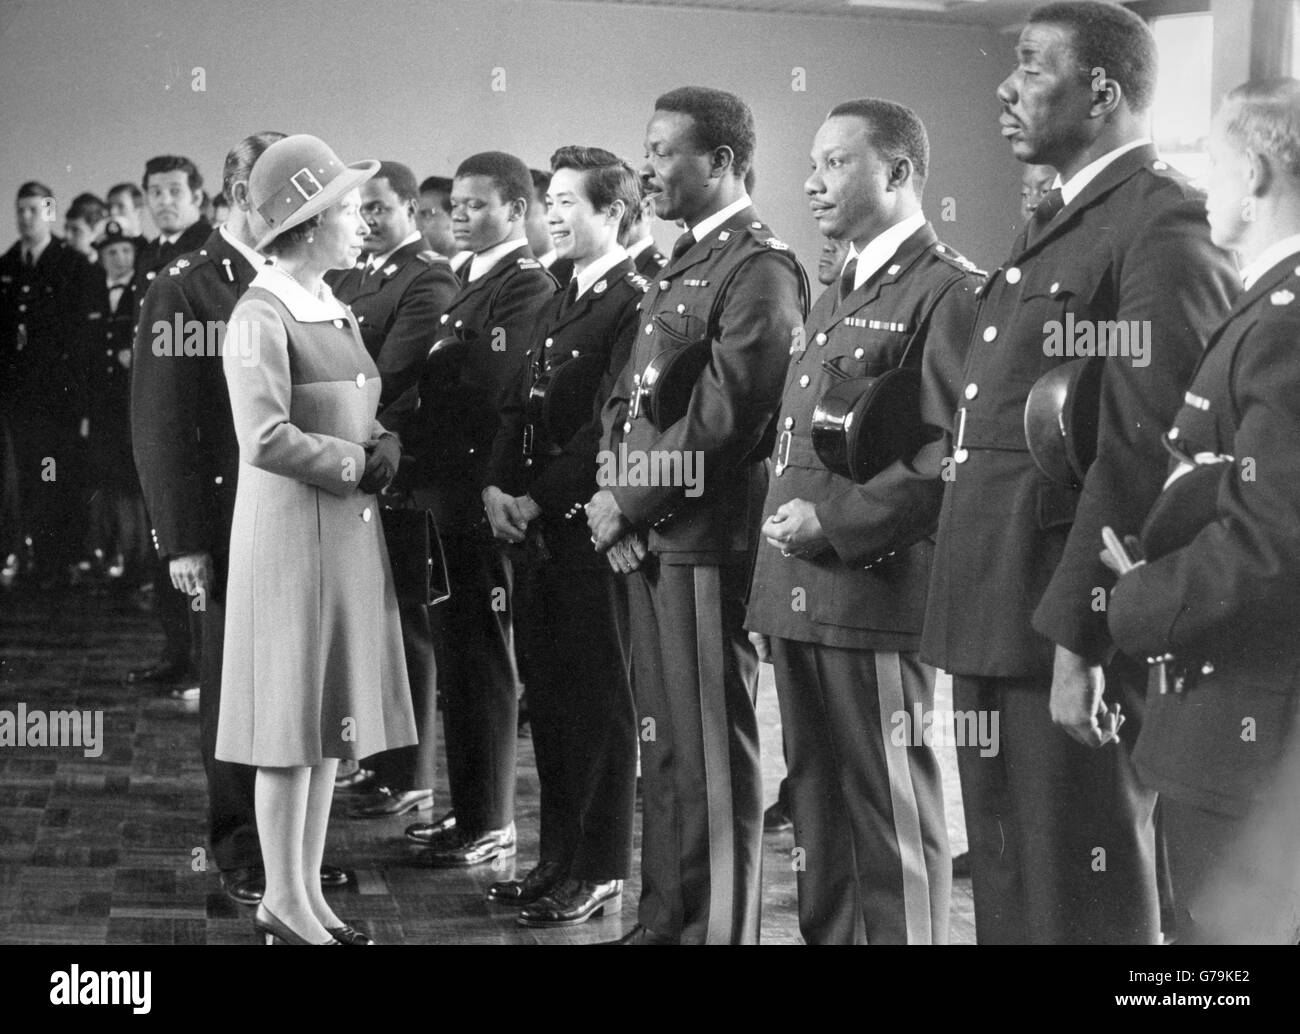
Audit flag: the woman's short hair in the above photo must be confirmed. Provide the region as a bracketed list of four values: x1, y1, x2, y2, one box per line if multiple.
[262, 213, 324, 256]
[549, 145, 641, 236]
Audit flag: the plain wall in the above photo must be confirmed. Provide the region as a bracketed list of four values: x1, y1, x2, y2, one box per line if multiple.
[0, 0, 1024, 273]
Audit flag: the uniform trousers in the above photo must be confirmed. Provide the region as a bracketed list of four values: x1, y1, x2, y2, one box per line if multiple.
[8, 409, 82, 570]
[430, 530, 520, 834]
[627, 556, 762, 944]
[365, 599, 438, 792]
[772, 641, 950, 944]
[514, 558, 636, 879]
[953, 663, 1159, 944]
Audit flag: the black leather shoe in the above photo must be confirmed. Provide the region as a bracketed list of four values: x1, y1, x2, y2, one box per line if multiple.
[126, 659, 192, 684]
[351, 787, 433, 817]
[319, 863, 349, 888]
[327, 923, 373, 945]
[518, 878, 623, 928]
[485, 859, 565, 906]
[404, 810, 456, 844]
[763, 799, 792, 833]
[600, 922, 675, 945]
[420, 822, 516, 868]
[220, 867, 264, 905]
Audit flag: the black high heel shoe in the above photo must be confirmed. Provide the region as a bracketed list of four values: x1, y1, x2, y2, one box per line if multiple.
[253, 905, 340, 945]
[327, 923, 374, 946]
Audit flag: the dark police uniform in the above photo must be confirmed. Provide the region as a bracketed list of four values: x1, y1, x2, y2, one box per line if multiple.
[745, 221, 982, 943]
[1108, 252, 1300, 942]
[484, 256, 646, 883]
[0, 235, 96, 575]
[629, 241, 668, 279]
[921, 145, 1238, 943]
[131, 228, 266, 873]
[133, 220, 211, 307]
[408, 242, 556, 841]
[600, 204, 806, 943]
[326, 239, 457, 798]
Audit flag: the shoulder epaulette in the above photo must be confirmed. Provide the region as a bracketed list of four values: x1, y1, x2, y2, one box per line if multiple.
[516, 257, 542, 270]
[742, 220, 790, 252]
[626, 271, 651, 292]
[651, 252, 667, 269]
[931, 242, 986, 278]
[415, 250, 449, 267]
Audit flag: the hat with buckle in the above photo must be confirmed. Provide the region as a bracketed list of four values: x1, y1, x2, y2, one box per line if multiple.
[249, 134, 379, 249]
[96, 219, 134, 249]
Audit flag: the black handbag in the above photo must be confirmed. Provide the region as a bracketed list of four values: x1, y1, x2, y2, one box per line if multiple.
[379, 500, 451, 607]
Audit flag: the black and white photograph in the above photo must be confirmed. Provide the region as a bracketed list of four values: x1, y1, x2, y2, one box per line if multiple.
[0, 0, 1294, 1009]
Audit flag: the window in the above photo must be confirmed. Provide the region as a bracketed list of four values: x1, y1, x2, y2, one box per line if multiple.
[1150, 11, 1214, 185]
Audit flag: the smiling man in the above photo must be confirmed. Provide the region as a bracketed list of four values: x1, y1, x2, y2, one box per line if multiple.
[921, 1, 1237, 944]
[587, 86, 807, 944]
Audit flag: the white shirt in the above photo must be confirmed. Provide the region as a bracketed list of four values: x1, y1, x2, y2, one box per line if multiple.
[691, 193, 753, 242]
[468, 237, 528, 283]
[1056, 138, 1152, 205]
[107, 274, 132, 311]
[253, 263, 348, 322]
[220, 223, 268, 273]
[1240, 233, 1300, 290]
[845, 210, 927, 291]
[366, 230, 422, 273]
[573, 245, 630, 299]
[450, 250, 474, 275]
[624, 236, 655, 262]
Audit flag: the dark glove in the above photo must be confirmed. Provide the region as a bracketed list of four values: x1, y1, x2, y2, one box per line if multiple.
[359, 433, 401, 494]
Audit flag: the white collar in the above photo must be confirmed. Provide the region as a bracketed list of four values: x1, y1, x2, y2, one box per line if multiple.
[1240, 233, 1300, 290]
[846, 211, 926, 290]
[107, 273, 133, 289]
[624, 235, 654, 260]
[1056, 138, 1152, 206]
[220, 222, 266, 273]
[574, 245, 629, 299]
[251, 264, 349, 321]
[537, 247, 558, 268]
[691, 193, 753, 243]
[450, 249, 474, 273]
[366, 230, 423, 273]
[468, 237, 528, 283]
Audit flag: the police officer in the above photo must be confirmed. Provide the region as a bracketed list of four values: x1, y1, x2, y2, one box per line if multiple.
[481, 145, 644, 927]
[620, 181, 668, 278]
[746, 99, 982, 944]
[326, 160, 457, 818]
[1108, 78, 1300, 944]
[921, 1, 1237, 943]
[402, 151, 556, 867]
[586, 86, 807, 944]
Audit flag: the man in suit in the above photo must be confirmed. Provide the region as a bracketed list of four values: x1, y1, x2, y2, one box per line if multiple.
[1108, 78, 1300, 944]
[586, 86, 807, 944]
[620, 182, 668, 278]
[128, 154, 213, 689]
[325, 160, 457, 819]
[921, 1, 1238, 943]
[746, 100, 983, 944]
[417, 175, 461, 264]
[402, 151, 556, 867]
[481, 145, 645, 926]
[0, 181, 97, 587]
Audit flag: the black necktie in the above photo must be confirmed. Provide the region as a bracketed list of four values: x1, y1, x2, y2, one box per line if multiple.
[22, 250, 33, 268]
[558, 278, 578, 315]
[838, 255, 859, 303]
[670, 231, 694, 262]
[1026, 187, 1065, 247]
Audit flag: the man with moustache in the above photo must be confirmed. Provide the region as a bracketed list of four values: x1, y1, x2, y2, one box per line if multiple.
[922, 1, 1237, 943]
[325, 160, 457, 819]
[586, 86, 807, 944]
[746, 100, 981, 944]
[131, 132, 348, 905]
[402, 151, 556, 867]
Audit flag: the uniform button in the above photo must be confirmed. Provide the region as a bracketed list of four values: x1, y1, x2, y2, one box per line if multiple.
[853, 347, 864, 359]
[20, 285, 29, 293]
[632, 372, 641, 384]
[623, 421, 631, 433]
[362, 507, 372, 522]
[954, 448, 969, 463]
[676, 304, 685, 314]
[214, 476, 223, 485]
[964, 383, 978, 400]
[799, 374, 810, 387]
[571, 349, 580, 357]
[814, 332, 827, 346]
[106, 349, 113, 357]
[357, 315, 365, 324]
[147, 271, 156, 280]
[355, 373, 366, 388]
[545, 337, 553, 346]
[1153, 160, 1168, 171]
[333, 319, 343, 329]
[644, 324, 653, 335]
[982, 326, 997, 342]
[1050, 281, 1060, 294]
[440, 314, 449, 324]
[1005, 267, 1021, 284]
[1168, 427, 1179, 440]
[659, 280, 670, 291]
[17, 304, 26, 313]
[783, 416, 794, 429]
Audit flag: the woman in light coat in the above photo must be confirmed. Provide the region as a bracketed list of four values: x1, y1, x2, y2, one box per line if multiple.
[217, 135, 416, 945]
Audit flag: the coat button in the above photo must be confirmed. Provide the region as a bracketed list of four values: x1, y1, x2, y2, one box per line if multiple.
[954, 448, 969, 463]
[1168, 427, 1179, 439]
[853, 347, 864, 359]
[20, 285, 29, 293]
[333, 319, 343, 328]
[676, 303, 685, 314]
[644, 324, 653, 334]
[659, 280, 670, 290]
[362, 507, 372, 522]
[1050, 281, 1060, 294]
[982, 326, 997, 342]
[783, 416, 794, 429]
[623, 421, 632, 433]
[964, 383, 978, 400]
[214, 476, 223, 485]
[355, 373, 366, 388]
[545, 337, 553, 346]
[814, 332, 827, 346]
[440, 314, 449, 324]
[1153, 160, 1168, 171]
[1005, 267, 1021, 284]
[799, 374, 810, 387]
[632, 372, 641, 384]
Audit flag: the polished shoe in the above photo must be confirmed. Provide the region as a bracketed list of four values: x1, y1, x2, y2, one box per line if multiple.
[253, 905, 339, 945]
[220, 867, 265, 906]
[763, 798, 792, 833]
[327, 923, 374, 945]
[485, 859, 565, 906]
[319, 863, 349, 888]
[420, 822, 516, 868]
[336, 769, 381, 794]
[404, 810, 456, 845]
[518, 878, 623, 928]
[600, 922, 675, 945]
[351, 787, 433, 818]
[126, 658, 193, 685]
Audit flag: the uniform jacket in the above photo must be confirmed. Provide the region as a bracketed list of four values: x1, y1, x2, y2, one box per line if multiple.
[407, 243, 556, 529]
[632, 244, 669, 278]
[86, 274, 139, 486]
[130, 228, 262, 584]
[0, 236, 96, 417]
[922, 145, 1238, 677]
[745, 223, 983, 650]
[599, 205, 807, 563]
[133, 219, 212, 310]
[486, 257, 647, 564]
[325, 240, 458, 435]
[1109, 255, 1300, 815]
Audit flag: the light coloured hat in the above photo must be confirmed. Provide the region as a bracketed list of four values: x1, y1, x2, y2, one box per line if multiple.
[249, 134, 378, 249]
